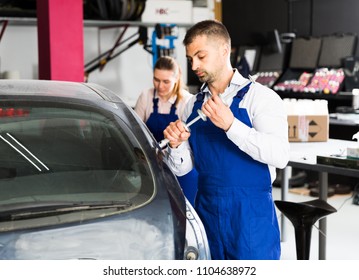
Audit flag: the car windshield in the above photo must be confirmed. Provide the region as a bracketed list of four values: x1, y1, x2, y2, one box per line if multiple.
[0, 102, 154, 222]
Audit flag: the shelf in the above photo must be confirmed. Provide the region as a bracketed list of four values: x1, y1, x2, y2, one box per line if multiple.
[0, 16, 36, 26]
[83, 19, 192, 28]
[277, 91, 353, 101]
[0, 17, 192, 28]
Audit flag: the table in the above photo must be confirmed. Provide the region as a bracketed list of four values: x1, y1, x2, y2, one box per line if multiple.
[280, 138, 359, 260]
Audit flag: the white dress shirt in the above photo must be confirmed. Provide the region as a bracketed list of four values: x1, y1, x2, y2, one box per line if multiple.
[134, 88, 193, 122]
[166, 70, 290, 183]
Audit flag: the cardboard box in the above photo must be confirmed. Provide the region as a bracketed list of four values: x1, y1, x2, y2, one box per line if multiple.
[141, 0, 193, 24]
[287, 115, 329, 142]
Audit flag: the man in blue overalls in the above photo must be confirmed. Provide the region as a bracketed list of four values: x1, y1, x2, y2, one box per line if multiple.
[163, 20, 290, 259]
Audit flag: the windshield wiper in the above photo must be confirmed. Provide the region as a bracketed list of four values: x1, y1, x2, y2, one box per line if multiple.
[0, 200, 132, 221]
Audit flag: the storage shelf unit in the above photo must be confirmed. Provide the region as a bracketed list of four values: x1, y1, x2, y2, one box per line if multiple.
[277, 91, 353, 101]
[277, 91, 353, 114]
[0, 17, 193, 28]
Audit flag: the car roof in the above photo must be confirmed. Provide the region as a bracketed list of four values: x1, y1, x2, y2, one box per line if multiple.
[0, 79, 123, 103]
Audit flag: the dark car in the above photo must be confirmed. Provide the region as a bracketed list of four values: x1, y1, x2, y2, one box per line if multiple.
[0, 79, 210, 260]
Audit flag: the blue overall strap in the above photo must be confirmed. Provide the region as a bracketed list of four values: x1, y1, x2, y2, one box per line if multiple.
[234, 82, 251, 100]
[146, 90, 178, 142]
[230, 82, 252, 128]
[152, 97, 159, 113]
[169, 100, 177, 115]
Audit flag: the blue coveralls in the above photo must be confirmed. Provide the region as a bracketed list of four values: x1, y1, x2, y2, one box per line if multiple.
[186, 84, 281, 260]
[146, 91, 198, 206]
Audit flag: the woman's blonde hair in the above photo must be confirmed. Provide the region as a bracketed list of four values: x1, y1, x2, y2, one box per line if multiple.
[154, 56, 186, 106]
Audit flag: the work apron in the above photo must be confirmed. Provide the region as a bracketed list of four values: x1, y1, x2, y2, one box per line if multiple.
[187, 84, 280, 260]
[146, 92, 198, 206]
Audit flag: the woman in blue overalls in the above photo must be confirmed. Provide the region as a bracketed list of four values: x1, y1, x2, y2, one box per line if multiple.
[134, 56, 198, 206]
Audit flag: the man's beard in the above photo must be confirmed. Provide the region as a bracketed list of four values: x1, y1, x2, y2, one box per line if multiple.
[196, 71, 213, 83]
[198, 76, 206, 83]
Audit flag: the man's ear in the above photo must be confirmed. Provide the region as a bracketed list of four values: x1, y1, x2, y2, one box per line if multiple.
[222, 42, 231, 58]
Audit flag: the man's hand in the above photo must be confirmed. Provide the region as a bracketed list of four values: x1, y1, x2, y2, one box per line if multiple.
[202, 95, 234, 131]
[163, 120, 191, 148]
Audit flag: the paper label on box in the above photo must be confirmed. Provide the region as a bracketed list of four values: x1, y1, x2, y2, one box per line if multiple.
[298, 115, 309, 141]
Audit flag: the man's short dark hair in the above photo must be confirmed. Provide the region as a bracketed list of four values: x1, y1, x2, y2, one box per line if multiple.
[183, 20, 231, 46]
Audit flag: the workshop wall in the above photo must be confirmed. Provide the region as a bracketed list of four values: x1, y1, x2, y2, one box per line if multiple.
[0, 25, 188, 107]
[222, 0, 288, 46]
[83, 26, 188, 108]
[0, 26, 38, 79]
[223, 0, 359, 55]
[1, 0, 358, 106]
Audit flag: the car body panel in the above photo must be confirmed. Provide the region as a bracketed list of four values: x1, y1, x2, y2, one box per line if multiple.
[0, 214, 172, 260]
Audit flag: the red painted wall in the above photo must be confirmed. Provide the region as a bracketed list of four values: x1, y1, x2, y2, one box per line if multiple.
[37, 0, 84, 81]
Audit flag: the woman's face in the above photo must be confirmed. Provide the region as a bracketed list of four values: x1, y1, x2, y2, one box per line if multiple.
[153, 68, 177, 99]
